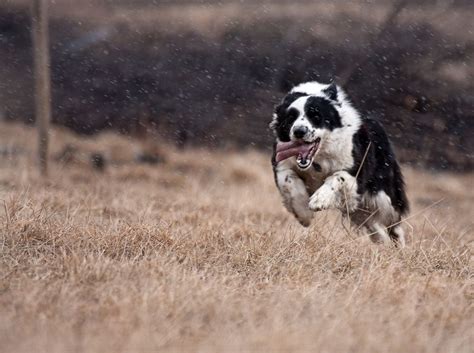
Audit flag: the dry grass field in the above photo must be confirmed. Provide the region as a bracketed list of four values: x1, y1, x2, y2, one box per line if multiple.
[0, 122, 472, 352]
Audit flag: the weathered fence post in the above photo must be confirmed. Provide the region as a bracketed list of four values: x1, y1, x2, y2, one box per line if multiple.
[31, 0, 51, 176]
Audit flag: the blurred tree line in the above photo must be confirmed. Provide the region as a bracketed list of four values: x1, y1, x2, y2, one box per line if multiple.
[0, 0, 472, 170]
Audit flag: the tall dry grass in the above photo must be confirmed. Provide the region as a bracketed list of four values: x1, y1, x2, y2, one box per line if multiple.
[0, 122, 472, 352]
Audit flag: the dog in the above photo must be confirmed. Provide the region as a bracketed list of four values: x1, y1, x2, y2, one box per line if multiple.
[270, 81, 409, 246]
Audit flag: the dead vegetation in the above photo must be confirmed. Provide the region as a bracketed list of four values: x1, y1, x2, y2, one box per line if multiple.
[0, 122, 473, 352]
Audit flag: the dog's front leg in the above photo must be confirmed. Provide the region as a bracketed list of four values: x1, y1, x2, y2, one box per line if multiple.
[275, 164, 313, 227]
[309, 171, 359, 213]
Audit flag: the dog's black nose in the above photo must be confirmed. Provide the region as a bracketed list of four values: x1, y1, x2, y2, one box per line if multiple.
[293, 126, 308, 139]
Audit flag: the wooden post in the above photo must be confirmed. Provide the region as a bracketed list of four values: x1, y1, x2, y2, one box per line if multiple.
[31, 0, 51, 176]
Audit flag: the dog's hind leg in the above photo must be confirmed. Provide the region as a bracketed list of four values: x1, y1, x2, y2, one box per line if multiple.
[388, 224, 406, 248]
[275, 166, 313, 227]
[368, 222, 391, 245]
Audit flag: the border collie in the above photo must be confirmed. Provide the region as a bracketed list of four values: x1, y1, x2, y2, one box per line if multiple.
[270, 81, 409, 246]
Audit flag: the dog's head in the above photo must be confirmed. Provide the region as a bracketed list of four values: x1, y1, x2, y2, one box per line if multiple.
[270, 82, 345, 169]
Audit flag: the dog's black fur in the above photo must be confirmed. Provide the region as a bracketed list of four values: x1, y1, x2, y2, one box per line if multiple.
[350, 118, 409, 215]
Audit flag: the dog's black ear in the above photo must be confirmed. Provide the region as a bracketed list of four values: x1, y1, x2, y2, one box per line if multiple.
[323, 82, 338, 101]
[274, 102, 286, 117]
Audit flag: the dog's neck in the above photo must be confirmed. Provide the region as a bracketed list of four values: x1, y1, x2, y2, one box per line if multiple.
[316, 100, 362, 172]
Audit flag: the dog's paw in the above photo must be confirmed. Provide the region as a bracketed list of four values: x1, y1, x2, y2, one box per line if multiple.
[295, 210, 313, 227]
[309, 185, 340, 212]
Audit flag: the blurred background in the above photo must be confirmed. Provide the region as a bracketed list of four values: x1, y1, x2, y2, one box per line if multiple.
[0, 0, 473, 171]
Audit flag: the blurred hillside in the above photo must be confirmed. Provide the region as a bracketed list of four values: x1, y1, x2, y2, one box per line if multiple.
[0, 0, 473, 170]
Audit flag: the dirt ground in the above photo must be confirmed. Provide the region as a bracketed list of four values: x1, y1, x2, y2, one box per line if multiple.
[0, 122, 472, 352]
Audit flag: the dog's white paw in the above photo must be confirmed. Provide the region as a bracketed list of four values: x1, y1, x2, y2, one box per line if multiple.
[309, 185, 340, 212]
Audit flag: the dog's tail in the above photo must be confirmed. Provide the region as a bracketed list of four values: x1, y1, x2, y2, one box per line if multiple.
[392, 161, 410, 216]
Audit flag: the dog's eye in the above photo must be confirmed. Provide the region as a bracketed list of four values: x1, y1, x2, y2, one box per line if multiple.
[307, 106, 321, 118]
[307, 107, 322, 124]
[287, 108, 300, 119]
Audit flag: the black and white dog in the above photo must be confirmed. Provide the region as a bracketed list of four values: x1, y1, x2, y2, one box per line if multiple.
[270, 81, 409, 246]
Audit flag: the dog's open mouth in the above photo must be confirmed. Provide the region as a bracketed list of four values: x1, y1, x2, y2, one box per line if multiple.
[275, 138, 321, 170]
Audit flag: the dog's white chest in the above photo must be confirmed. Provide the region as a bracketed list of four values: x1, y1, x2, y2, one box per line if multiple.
[295, 163, 328, 194]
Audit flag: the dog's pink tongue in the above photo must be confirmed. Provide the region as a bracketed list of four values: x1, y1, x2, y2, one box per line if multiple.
[275, 141, 313, 163]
